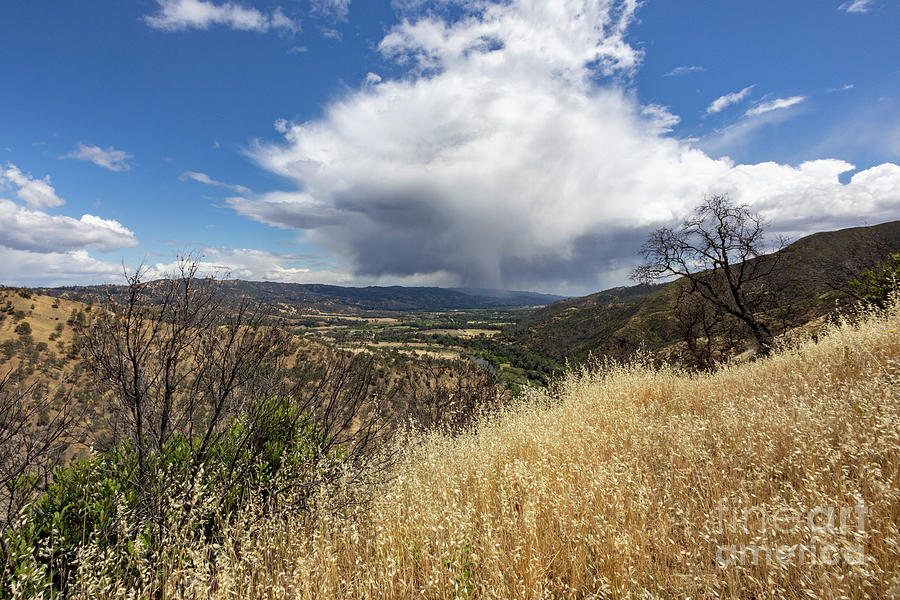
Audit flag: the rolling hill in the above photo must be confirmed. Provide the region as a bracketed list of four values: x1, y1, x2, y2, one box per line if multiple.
[507, 220, 900, 364]
[38, 281, 565, 314]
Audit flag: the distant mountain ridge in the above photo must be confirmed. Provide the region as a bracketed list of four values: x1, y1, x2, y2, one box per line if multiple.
[38, 280, 566, 313]
[449, 287, 567, 303]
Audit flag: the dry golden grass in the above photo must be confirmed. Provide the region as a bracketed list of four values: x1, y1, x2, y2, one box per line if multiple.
[82, 304, 900, 599]
[0, 291, 82, 346]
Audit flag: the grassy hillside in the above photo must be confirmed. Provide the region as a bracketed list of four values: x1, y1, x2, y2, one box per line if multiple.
[71, 300, 899, 599]
[507, 283, 667, 362]
[0, 289, 84, 349]
[0, 288, 87, 401]
[0, 288, 512, 464]
[509, 220, 900, 364]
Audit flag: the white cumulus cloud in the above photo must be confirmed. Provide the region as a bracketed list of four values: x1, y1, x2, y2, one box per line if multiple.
[145, 0, 298, 32]
[0, 248, 126, 287]
[0, 200, 138, 253]
[706, 85, 755, 114]
[228, 0, 900, 295]
[63, 143, 134, 171]
[141, 247, 357, 284]
[704, 160, 900, 237]
[1, 164, 65, 209]
[0, 162, 138, 286]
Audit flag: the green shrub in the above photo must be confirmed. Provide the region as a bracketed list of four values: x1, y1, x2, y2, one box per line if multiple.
[850, 251, 900, 308]
[0, 340, 18, 361]
[15, 322, 31, 337]
[0, 396, 337, 598]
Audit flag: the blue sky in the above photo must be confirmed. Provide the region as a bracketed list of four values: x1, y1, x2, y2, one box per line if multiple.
[1, 0, 898, 295]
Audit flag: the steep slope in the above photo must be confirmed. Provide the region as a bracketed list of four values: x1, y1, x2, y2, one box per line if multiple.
[506, 283, 667, 362]
[508, 220, 900, 363]
[173, 300, 900, 599]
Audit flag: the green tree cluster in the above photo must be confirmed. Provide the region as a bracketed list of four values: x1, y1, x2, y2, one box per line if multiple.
[850, 251, 900, 308]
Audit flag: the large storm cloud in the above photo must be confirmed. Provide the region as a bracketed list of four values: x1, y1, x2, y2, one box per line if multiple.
[229, 0, 900, 294]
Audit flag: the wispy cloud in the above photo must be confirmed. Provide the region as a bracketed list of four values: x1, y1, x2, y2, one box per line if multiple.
[145, 0, 299, 32]
[641, 104, 681, 133]
[839, 0, 875, 13]
[828, 83, 854, 92]
[745, 96, 806, 117]
[664, 65, 705, 77]
[310, 0, 351, 22]
[706, 85, 754, 114]
[699, 104, 802, 157]
[702, 96, 809, 154]
[63, 143, 134, 171]
[180, 171, 251, 194]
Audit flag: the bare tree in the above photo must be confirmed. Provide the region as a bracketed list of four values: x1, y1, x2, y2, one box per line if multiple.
[78, 258, 294, 519]
[633, 194, 788, 356]
[0, 261, 408, 595]
[78, 257, 401, 525]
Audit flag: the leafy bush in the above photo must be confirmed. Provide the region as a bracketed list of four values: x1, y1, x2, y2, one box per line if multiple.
[850, 250, 900, 308]
[0, 396, 336, 598]
[0, 340, 18, 361]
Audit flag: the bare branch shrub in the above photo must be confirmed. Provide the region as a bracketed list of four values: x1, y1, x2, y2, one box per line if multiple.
[397, 358, 510, 433]
[76, 259, 294, 518]
[0, 372, 78, 554]
[75, 257, 402, 522]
